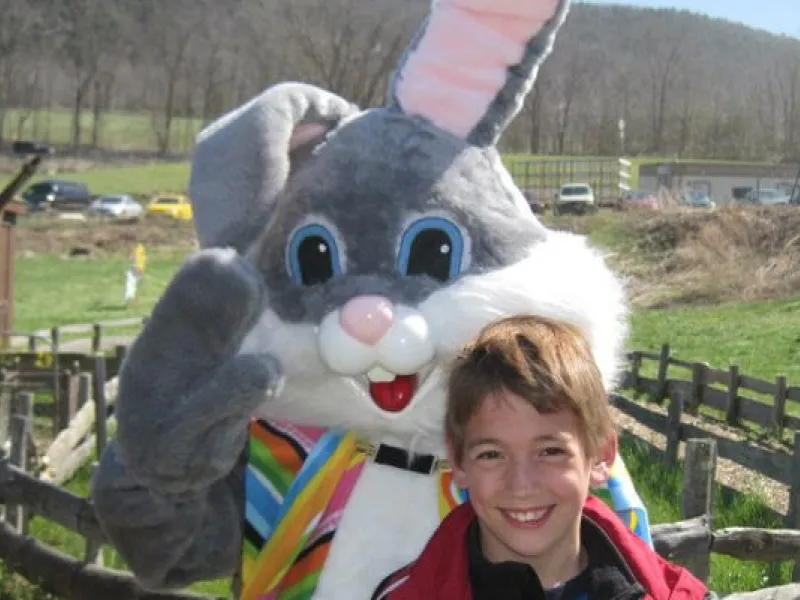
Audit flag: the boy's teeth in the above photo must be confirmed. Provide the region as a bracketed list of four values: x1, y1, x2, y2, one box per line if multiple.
[366, 366, 396, 383]
[507, 508, 548, 522]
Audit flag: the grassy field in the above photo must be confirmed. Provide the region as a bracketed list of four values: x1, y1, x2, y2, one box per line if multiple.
[0, 162, 192, 198]
[2, 109, 205, 154]
[8, 237, 800, 595]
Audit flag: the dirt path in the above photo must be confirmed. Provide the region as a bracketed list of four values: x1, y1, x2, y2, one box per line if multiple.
[614, 398, 790, 516]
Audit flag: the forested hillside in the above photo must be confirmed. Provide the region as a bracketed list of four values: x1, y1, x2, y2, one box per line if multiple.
[0, 0, 797, 161]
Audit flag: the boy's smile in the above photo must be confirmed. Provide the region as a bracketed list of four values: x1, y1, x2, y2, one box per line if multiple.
[449, 389, 616, 589]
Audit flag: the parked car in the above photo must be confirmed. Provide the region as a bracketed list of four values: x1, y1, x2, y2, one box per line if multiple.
[622, 189, 660, 211]
[680, 190, 715, 210]
[553, 182, 596, 215]
[146, 193, 193, 221]
[741, 188, 790, 206]
[22, 180, 91, 213]
[88, 194, 144, 220]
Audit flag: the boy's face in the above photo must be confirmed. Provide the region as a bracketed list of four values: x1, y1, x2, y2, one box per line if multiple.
[448, 390, 616, 579]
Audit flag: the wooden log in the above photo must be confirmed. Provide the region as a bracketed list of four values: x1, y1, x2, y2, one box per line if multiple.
[680, 439, 717, 582]
[665, 394, 683, 466]
[46, 416, 117, 485]
[84, 462, 103, 566]
[713, 527, 800, 562]
[7, 391, 33, 534]
[95, 355, 108, 456]
[721, 584, 800, 600]
[92, 323, 103, 354]
[689, 362, 706, 415]
[42, 377, 118, 480]
[773, 375, 788, 436]
[0, 459, 107, 544]
[652, 344, 670, 404]
[0, 520, 214, 600]
[726, 364, 741, 426]
[651, 516, 711, 561]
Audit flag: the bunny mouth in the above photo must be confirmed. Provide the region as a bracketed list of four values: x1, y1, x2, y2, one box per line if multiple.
[365, 366, 420, 413]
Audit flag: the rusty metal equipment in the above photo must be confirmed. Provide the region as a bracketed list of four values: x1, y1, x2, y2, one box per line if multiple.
[0, 141, 53, 344]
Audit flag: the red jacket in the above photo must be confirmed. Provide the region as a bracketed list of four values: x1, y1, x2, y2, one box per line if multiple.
[373, 496, 710, 600]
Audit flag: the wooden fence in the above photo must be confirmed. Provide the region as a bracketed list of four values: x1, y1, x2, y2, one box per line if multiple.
[618, 344, 800, 524]
[625, 344, 800, 435]
[1, 376, 800, 597]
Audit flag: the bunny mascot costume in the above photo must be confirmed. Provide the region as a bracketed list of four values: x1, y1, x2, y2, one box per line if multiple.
[92, 0, 652, 598]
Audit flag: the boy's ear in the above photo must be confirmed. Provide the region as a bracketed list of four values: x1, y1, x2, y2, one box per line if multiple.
[589, 433, 618, 488]
[446, 439, 468, 489]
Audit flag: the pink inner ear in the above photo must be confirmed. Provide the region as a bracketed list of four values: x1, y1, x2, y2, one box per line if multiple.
[289, 122, 331, 151]
[394, 0, 560, 139]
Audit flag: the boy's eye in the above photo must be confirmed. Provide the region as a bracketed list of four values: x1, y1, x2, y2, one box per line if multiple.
[541, 447, 565, 457]
[476, 450, 503, 461]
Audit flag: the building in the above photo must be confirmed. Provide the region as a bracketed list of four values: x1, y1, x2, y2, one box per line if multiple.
[638, 161, 800, 205]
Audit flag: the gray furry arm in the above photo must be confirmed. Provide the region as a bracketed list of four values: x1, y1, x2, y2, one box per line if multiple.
[92, 442, 245, 590]
[90, 248, 281, 590]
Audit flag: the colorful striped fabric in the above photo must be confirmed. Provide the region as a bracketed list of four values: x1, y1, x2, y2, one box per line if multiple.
[241, 419, 653, 600]
[593, 453, 653, 548]
[241, 420, 466, 600]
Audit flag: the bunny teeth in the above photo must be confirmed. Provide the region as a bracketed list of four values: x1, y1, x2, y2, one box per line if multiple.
[366, 366, 396, 383]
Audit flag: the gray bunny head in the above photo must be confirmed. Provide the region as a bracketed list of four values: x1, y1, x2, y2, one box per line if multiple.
[188, 0, 627, 456]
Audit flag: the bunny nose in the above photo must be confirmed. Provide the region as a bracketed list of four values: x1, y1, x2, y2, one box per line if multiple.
[339, 295, 395, 346]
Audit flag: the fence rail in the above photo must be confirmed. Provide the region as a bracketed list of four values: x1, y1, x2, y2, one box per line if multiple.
[625, 344, 800, 433]
[2, 338, 800, 597]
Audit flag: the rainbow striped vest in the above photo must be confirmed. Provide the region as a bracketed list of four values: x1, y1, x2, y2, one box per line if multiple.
[240, 419, 651, 600]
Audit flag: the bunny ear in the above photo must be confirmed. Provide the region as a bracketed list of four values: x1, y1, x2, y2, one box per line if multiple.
[189, 83, 358, 250]
[387, 0, 569, 147]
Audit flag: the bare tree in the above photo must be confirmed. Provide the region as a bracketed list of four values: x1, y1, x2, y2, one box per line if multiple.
[0, 0, 41, 147]
[644, 20, 686, 154]
[280, 0, 421, 106]
[53, 0, 125, 151]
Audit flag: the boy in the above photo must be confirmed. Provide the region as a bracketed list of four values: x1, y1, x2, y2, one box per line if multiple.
[374, 315, 714, 600]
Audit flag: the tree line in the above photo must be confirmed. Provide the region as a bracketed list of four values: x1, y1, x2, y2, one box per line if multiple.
[0, 0, 798, 162]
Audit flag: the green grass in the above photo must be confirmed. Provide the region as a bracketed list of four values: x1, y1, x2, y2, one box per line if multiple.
[14, 250, 188, 335]
[1, 163, 191, 198]
[2, 109, 205, 154]
[8, 245, 800, 597]
[620, 434, 789, 594]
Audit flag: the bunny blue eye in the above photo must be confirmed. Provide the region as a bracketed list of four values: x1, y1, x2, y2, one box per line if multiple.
[287, 223, 343, 285]
[397, 217, 465, 282]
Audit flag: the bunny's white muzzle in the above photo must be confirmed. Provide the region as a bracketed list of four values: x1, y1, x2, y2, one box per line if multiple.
[318, 295, 435, 413]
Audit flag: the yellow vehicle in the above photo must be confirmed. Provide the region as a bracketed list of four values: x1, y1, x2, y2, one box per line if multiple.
[146, 193, 193, 221]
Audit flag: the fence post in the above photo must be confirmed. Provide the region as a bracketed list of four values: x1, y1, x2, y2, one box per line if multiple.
[772, 375, 788, 437]
[77, 372, 92, 410]
[92, 323, 103, 354]
[94, 355, 108, 457]
[7, 391, 33, 534]
[57, 364, 80, 434]
[629, 351, 642, 390]
[27, 335, 37, 352]
[665, 394, 684, 466]
[688, 362, 706, 416]
[789, 432, 800, 581]
[725, 364, 741, 426]
[51, 326, 60, 438]
[681, 439, 716, 583]
[652, 344, 670, 405]
[84, 461, 104, 566]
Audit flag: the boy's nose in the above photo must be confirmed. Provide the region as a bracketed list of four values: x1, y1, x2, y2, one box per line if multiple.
[506, 458, 538, 495]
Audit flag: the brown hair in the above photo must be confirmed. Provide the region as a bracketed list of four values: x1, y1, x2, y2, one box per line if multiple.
[446, 315, 614, 464]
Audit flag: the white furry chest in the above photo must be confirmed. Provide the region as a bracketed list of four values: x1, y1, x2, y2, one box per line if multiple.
[312, 461, 441, 600]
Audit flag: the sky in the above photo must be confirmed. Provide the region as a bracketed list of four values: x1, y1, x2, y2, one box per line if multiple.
[583, 0, 797, 39]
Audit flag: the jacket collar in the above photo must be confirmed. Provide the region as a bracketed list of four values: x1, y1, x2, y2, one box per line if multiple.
[400, 496, 708, 600]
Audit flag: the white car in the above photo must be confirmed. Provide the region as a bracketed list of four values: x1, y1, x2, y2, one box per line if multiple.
[554, 183, 596, 215]
[88, 194, 144, 220]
